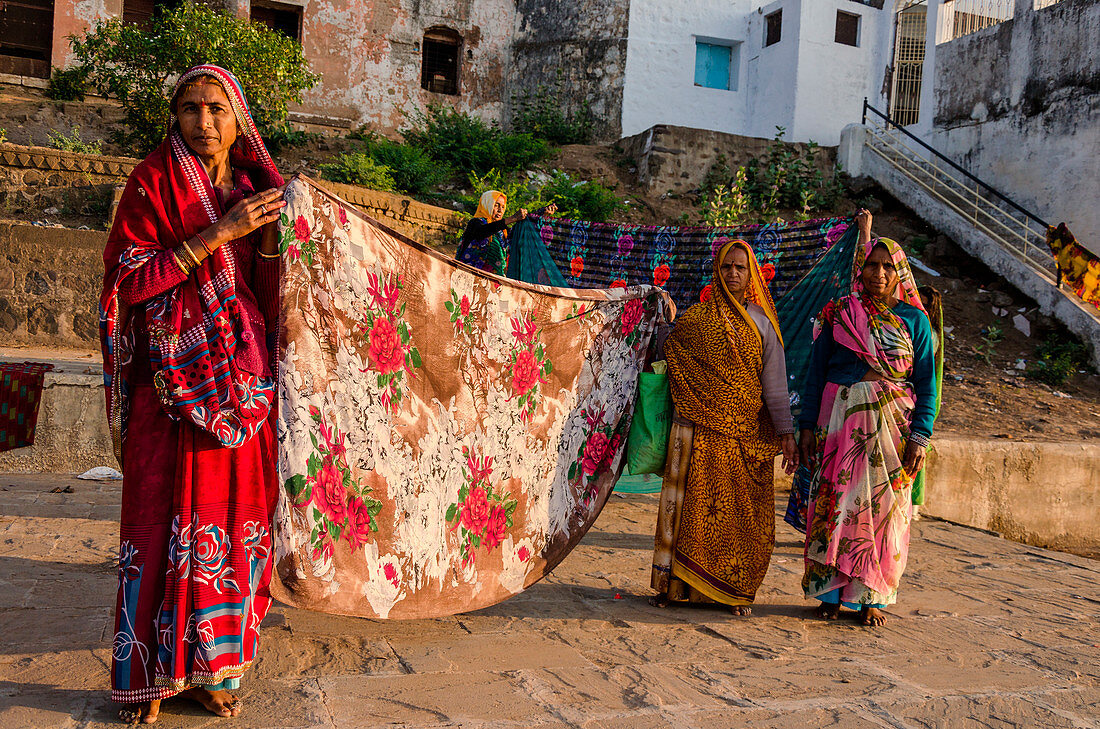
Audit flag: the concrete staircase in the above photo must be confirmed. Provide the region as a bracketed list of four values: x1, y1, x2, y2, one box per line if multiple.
[839, 109, 1100, 371]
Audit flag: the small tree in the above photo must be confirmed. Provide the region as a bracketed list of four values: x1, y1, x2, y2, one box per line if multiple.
[62, 4, 318, 153]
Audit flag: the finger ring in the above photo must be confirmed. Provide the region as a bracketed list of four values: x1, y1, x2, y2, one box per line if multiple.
[261, 204, 267, 214]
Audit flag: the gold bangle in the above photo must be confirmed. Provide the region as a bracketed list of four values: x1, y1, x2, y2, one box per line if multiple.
[170, 248, 193, 275]
[257, 248, 281, 259]
[179, 242, 202, 269]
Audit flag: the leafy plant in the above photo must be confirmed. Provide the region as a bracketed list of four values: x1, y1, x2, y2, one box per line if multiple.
[47, 127, 102, 155]
[511, 73, 594, 145]
[702, 167, 750, 226]
[361, 135, 448, 194]
[65, 3, 318, 153]
[541, 171, 623, 223]
[0, 128, 6, 145]
[698, 128, 845, 224]
[263, 124, 318, 155]
[1026, 335, 1089, 386]
[318, 152, 396, 192]
[402, 104, 550, 177]
[46, 65, 91, 101]
[973, 324, 1004, 365]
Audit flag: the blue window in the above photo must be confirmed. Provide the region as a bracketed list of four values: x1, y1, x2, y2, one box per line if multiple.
[694, 41, 736, 90]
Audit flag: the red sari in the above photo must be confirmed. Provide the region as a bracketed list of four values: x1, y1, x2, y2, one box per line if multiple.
[100, 65, 283, 703]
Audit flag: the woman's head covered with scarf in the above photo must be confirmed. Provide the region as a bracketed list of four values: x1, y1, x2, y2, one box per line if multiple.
[713, 238, 784, 348]
[851, 236, 925, 315]
[474, 190, 507, 222]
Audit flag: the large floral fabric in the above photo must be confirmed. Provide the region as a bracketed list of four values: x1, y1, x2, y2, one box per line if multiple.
[272, 177, 672, 619]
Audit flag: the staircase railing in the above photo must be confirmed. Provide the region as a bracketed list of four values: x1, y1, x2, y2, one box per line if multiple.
[861, 99, 1057, 282]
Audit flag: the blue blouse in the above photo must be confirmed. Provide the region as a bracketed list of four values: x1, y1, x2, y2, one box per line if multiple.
[798, 301, 938, 440]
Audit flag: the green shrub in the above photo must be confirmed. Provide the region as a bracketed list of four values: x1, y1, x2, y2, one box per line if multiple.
[360, 135, 446, 195]
[542, 171, 623, 223]
[65, 3, 318, 153]
[699, 128, 845, 223]
[511, 75, 594, 145]
[1026, 336, 1089, 386]
[47, 127, 103, 155]
[402, 105, 550, 176]
[46, 66, 91, 102]
[318, 152, 396, 192]
[263, 124, 319, 155]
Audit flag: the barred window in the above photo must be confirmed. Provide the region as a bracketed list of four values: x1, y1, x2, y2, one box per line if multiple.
[836, 11, 861, 46]
[252, 1, 303, 42]
[422, 27, 461, 96]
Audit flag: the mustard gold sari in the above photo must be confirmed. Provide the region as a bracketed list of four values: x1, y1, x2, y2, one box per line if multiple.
[651, 240, 783, 606]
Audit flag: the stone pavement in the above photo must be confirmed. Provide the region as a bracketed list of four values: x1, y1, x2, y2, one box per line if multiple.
[1, 473, 1098, 729]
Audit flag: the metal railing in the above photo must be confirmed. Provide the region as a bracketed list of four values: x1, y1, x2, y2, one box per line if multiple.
[861, 100, 1056, 282]
[937, 0, 1014, 43]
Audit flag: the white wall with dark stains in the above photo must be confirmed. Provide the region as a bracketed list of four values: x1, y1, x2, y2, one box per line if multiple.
[927, 0, 1100, 253]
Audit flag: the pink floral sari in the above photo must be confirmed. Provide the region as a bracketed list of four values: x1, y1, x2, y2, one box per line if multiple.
[802, 237, 926, 607]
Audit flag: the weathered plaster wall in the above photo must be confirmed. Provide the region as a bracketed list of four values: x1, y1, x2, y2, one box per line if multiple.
[51, 0, 122, 70]
[509, 0, 629, 142]
[296, 0, 515, 133]
[928, 0, 1100, 254]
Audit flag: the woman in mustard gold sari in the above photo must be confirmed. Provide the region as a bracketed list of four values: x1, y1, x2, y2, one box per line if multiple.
[651, 240, 798, 615]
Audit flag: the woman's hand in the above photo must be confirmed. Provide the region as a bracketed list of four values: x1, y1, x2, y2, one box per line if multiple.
[780, 433, 799, 475]
[545, 202, 558, 216]
[208, 188, 286, 247]
[506, 208, 529, 225]
[798, 429, 816, 468]
[902, 441, 926, 476]
[855, 208, 872, 244]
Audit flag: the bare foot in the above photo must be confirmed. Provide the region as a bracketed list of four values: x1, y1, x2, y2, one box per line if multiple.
[861, 606, 887, 627]
[730, 605, 752, 616]
[180, 687, 241, 718]
[648, 593, 670, 608]
[814, 602, 841, 620]
[118, 700, 160, 725]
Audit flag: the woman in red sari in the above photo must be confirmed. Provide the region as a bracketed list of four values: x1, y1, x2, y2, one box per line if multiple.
[101, 65, 286, 724]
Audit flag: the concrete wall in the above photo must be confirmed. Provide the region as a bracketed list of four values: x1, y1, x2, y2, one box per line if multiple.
[509, 0, 630, 142]
[924, 436, 1100, 556]
[0, 367, 115, 474]
[927, 0, 1100, 254]
[620, 0, 755, 141]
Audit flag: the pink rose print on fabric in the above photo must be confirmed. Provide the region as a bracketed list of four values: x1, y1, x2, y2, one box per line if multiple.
[617, 234, 634, 256]
[582, 432, 611, 476]
[446, 448, 518, 568]
[368, 318, 406, 374]
[294, 215, 311, 242]
[570, 256, 584, 278]
[621, 298, 644, 335]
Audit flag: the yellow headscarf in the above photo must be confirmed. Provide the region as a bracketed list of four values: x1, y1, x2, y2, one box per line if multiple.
[474, 190, 506, 222]
[714, 239, 784, 349]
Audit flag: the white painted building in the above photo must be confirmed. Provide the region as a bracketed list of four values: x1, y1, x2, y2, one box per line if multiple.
[620, 0, 900, 145]
[618, 0, 1097, 249]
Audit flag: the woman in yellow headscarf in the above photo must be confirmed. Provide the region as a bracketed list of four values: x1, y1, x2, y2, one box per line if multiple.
[651, 240, 799, 615]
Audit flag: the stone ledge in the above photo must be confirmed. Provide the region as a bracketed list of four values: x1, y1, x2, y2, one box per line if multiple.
[0, 142, 138, 178]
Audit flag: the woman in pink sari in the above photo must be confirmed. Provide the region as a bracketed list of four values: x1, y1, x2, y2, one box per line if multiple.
[101, 65, 286, 724]
[797, 210, 938, 627]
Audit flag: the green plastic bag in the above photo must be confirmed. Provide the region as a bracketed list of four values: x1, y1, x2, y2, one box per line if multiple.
[625, 371, 672, 476]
